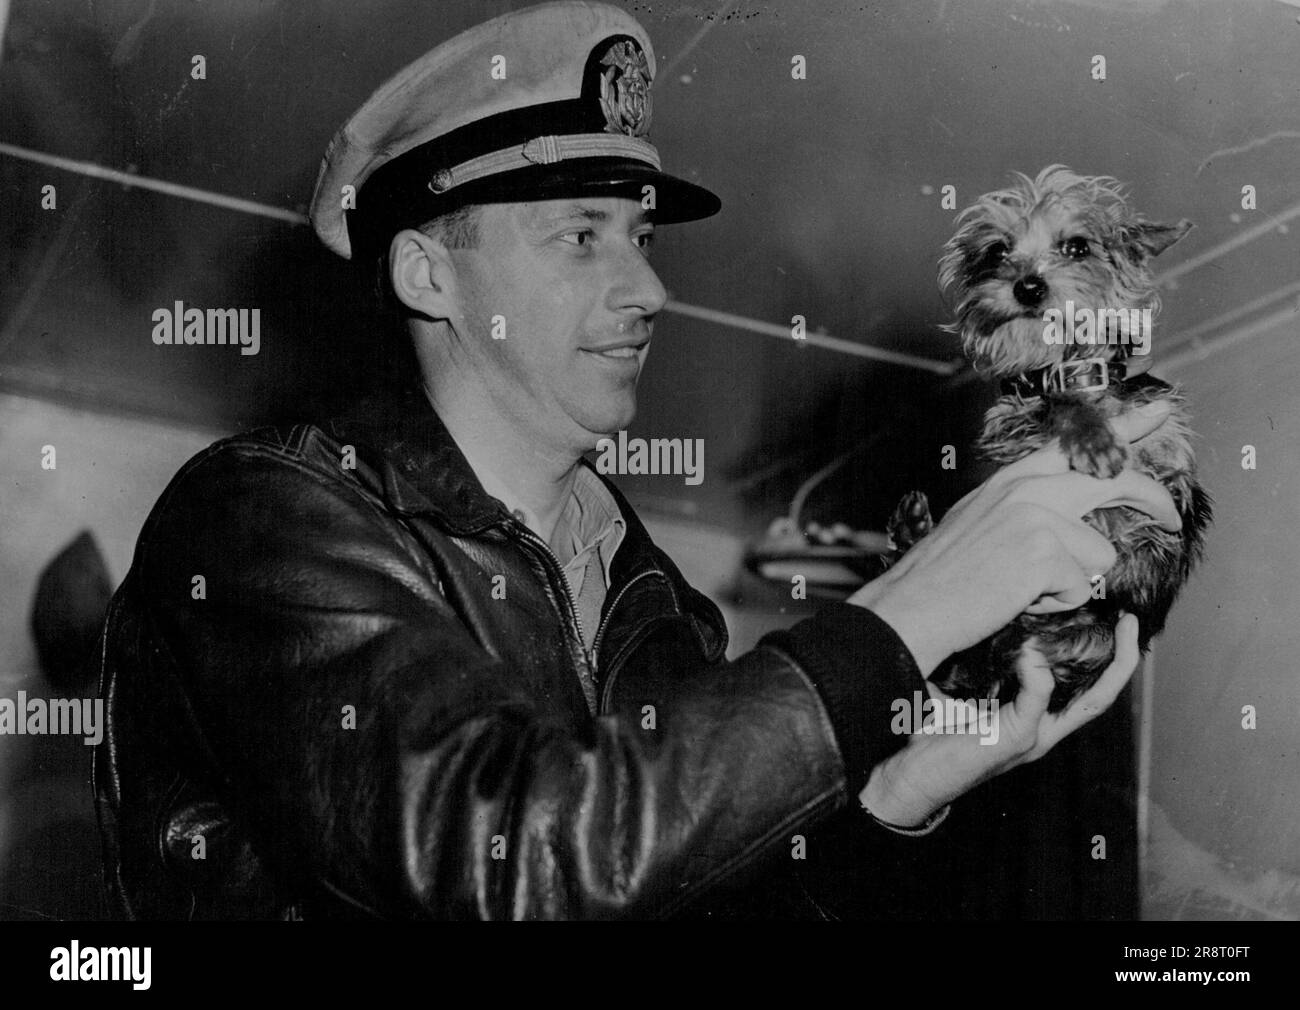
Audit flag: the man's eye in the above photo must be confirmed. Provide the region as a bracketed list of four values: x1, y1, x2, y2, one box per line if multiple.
[1060, 236, 1091, 259]
[559, 229, 593, 247]
[634, 231, 655, 255]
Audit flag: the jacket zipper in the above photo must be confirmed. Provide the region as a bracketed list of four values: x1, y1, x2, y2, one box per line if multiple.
[591, 568, 662, 671]
[507, 519, 596, 691]
[594, 569, 670, 713]
[504, 515, 673, 713]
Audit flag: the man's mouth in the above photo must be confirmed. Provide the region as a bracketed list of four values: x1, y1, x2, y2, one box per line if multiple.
[584, 339, 649, 360]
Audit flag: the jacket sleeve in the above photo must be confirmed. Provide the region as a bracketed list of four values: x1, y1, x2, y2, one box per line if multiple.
[124, 437, 929, 919]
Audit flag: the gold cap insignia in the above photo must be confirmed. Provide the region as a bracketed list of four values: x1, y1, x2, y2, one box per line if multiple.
[598, 39, 652, 138]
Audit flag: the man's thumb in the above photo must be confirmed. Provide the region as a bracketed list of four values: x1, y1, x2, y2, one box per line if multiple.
[1110, 400, 1172, 445]
[1013, 639, 1054, 726]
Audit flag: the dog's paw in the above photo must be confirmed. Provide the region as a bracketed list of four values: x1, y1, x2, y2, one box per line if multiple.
[887, 490, 933, 554]
[1051, 400, 1128, 478]
[1062, 425, 1128, 479]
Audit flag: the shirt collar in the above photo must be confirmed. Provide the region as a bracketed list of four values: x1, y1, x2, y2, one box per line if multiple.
[324, 387, 627, 580]
[549, 465, 626, 587]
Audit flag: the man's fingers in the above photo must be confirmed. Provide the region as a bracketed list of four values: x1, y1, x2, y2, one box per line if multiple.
[1024, 591, 1090, 615]
[1044, 514, 1119, 572]
[1006, 641, 1054, 746]
[1011, 469, 1181, 532]
[1109, 400, 1174, 445]
[1016, 515, 1117, 614]
[991, 402, 1174, 485]
[1086, 470, 1181, 531]
[991, 441, 1071, 481]
[1039, 613, 1142, 750]
[1065, 612, 1141, 726]
[1016, 641, 1055, 697]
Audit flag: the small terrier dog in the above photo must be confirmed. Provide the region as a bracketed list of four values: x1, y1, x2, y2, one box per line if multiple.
[887, 165, 1212, 712]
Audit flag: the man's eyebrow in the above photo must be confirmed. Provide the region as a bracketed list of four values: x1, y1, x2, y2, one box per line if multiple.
[534, 204, 653, 226]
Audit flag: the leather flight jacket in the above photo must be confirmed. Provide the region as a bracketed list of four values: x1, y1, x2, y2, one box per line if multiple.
[94, 386, 930, 919]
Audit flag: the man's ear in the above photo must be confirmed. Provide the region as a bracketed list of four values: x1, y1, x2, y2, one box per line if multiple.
[1122, 218, 1194, 259]
[388, 228, 458, 320]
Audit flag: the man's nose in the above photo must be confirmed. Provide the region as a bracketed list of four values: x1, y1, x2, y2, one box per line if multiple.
[608, 240, 668, 318]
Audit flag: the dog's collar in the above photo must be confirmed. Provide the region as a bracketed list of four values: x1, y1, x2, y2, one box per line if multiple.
[1000, 354, 1153, 397]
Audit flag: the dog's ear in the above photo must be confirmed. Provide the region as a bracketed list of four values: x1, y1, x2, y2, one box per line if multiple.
[1122, 218, 1194, 259]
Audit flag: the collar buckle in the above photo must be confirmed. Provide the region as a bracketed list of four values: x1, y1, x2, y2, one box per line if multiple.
[1042, 357, 1110, 394]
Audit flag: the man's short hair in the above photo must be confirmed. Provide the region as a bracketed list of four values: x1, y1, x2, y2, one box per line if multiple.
[417, 203, 481, 250]
[362, 204, 485, 391]
[368, 204, 483, 312]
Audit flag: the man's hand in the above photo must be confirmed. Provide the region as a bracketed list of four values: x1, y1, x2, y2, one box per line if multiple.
[847, 401, 1180, 677]
[859, 612, 1143, 826]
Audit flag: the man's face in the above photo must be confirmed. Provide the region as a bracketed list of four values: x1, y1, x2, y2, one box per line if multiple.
[445, 195, 666, 454]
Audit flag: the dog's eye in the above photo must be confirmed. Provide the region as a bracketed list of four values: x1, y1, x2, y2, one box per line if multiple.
[983, 241, 1010, 265]
[1060, 236, 1092, 259]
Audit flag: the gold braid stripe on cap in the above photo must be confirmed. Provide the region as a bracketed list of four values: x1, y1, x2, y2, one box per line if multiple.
[427, 134, 661, 194]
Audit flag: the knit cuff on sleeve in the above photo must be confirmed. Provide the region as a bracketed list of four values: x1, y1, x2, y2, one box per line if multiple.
[762, 602, 926, 796]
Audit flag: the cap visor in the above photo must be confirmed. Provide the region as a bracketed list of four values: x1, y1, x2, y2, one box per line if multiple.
[439, 158, 721, 224]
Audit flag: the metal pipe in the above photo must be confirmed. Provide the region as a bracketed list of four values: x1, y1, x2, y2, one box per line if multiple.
[663, 300, 960, 374]
[1156, 200, 1300, 286]
[1161, 303, 1298, 372]
[0, 142, 310, 225]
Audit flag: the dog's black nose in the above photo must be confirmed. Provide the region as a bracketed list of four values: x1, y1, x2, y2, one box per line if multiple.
[1013, 274, 1048, 306]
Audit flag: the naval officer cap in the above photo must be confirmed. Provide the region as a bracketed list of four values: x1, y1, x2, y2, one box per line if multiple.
[310, 0, 721, 260]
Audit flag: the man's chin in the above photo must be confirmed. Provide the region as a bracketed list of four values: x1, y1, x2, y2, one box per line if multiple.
[578, 404, 637, 451]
